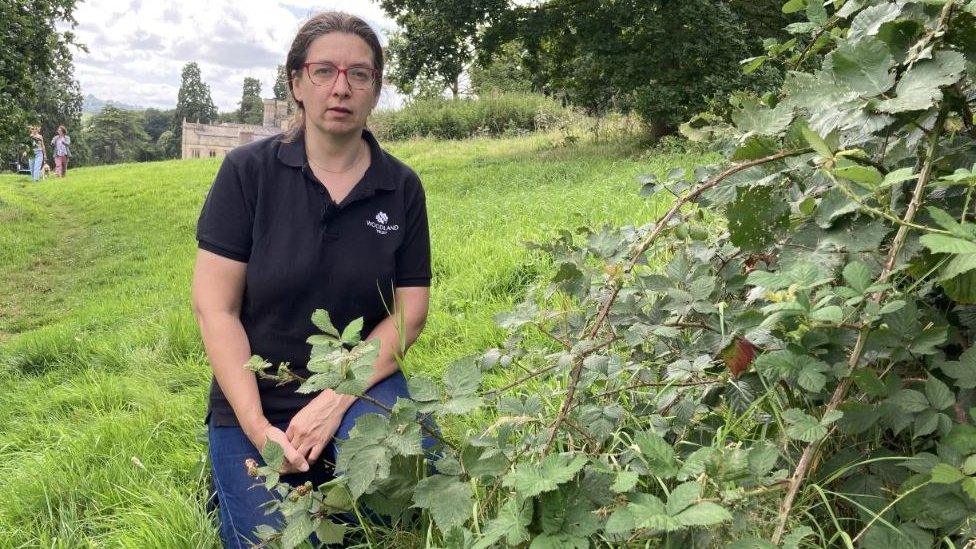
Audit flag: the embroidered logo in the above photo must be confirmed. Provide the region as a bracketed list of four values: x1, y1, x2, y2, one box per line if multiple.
[367, 211, 398, 235]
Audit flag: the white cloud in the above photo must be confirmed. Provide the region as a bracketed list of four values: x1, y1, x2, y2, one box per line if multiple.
[70, 0, 398, 111]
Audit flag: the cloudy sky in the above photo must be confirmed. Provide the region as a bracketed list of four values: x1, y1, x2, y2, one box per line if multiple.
[70, 0, 400, 111]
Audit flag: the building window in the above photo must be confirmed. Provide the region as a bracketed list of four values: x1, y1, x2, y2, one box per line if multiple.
[192, 149, 200, 158]
[209, 150, 216, 158]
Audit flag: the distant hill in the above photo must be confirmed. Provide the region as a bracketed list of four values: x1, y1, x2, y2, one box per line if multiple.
[82, 94, 146, 114]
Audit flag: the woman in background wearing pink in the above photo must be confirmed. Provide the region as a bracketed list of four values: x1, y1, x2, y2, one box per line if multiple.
[51, 125, 71, 177]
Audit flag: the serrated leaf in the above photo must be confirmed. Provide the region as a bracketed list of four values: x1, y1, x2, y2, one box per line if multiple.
[604, 506, 636, 534]
[666, 481, 700, 515]
[881, 167, 916, 188]
[633, 431, 680, 478]
[879, 300, 906, 314]
[815, 187, 860, 228]
[310, 309, 340, 337]
[810, 305, 842, 323]
[748, 443, 779, 477]
[919, 234, 976, 254]
[443, 360, 481, 397]
[828, 37, 895, 96]
[879, 50, 966, 113]
[801, 124, 833, 158]
[847, 3, 903, 41]
[612, 471, 640, 493]
[672, 502, 733, 527]
[925, 376, 955, 410]
[502, 454, 587, 498]
[261, 439, 285, 471]
[280, 513, 314, 549]
[843, 261, 873, 293]
[930, 463, 965, 484]
[340, 317, 364, 346]
[940, 254, 976, 281]
[888, 389, 929, 413]
[474, 498, 532, 548]
[413, 475, 474, 530]
[727, 185, 789, 251]
[315, 520, 346, 545]
[782, 409, 828, 442]
[833, 164, 883, 190]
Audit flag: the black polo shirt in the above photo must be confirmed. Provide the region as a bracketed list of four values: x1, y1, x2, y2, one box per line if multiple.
[196, 129, 431, 427]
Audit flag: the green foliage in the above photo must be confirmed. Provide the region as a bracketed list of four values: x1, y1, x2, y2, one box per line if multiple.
[82, 105, 151, 165]
[369, 92, 576, 141]
[0, 0, 81, 157]
[273, 64, 289, 101]
[170, 61, 217, 156]
[252, 1, 976, 546]
[238, 77, 263, 125]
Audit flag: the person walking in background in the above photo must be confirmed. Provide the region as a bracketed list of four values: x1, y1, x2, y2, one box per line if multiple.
[28, 126, 45, 182]
[51, 125, 71, 177]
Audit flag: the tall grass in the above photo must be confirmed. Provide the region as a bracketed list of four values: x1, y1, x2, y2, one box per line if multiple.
[369, 92, 577, 141]
[0, 131, 710, 546]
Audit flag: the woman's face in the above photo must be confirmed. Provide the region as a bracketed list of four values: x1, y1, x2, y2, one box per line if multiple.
[292, 32, 379, 139]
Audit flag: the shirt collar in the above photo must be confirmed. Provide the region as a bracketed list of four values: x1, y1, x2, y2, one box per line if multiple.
[276, 128, 395, 192]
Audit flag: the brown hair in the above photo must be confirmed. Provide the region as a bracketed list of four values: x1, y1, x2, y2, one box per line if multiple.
[57, 125, 66, 134]
[282, 11, 384, 142]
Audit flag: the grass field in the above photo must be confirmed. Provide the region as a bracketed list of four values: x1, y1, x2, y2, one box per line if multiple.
[0, 132, 708, 547]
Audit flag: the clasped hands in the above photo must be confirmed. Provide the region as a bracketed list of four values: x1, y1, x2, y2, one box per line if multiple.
[248, 391, 349, 474]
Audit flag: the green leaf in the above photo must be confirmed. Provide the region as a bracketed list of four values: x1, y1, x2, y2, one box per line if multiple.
[672, 502, 733, 527]
[748, 443, 780, 477]
[843, 261, 873, 293]
[838, 401, 882, 434]
[801, 124, 833, 158]
[847, 3, 903, 41]
[261, 439, 285, 471]
[810, 305, 842, 324]
[726, 537, 778, 549]
[919, 234, 976, 254]
[782, 409, 828, 442]
[413, 474, 474, 531]
[963, 477, 976, 503]
[726, 185, 789, 251]
[340, 317, 364, 346]
[732, 135, 780, 161]
[833, 164, 883, 190]
[315, 520, 346, 545]
[612, 471, 640, 493]
[878, 50, 966, 113]
[310, 309, 340, 338]
[941, 254, 976, 281]
[443, 359, 481, 397]
[782, 0, 805, 14]
[930, 463, 965, 484]
[731, 99, 793, 137]
[502, 454, 587, 498]
[925, 206, 976, 239]
[604, 506, 636, 534]
[938, 346, 976, 388]
[280, 513, 314, 549]
[879, 300, 906, 314]
[633, 431, 680, 478]
[888, 389, 929, 413]
[815, 187, 860, 228]
[474, 498, 532, 548]
[941, 268, 976, 303]
[924, 376, 955, 410]
[666, 481, 700, 515]
[827, 37, 895, 96]
[882, 167, 916, 188]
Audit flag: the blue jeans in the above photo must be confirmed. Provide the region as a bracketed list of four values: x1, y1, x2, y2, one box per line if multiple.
[208, 370, 434, 548]
[29, 150, 43, 181]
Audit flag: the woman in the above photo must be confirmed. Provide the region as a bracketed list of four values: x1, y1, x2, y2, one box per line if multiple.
[192, 12, 432, 548]
[28, 126, 45, 182]
[51, 125, 71, 177]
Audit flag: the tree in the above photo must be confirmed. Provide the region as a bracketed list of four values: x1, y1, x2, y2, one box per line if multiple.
[239, 77, 263, 125]
[84, 105, 150, 165]
[469, 40, 533, 96]
[32, 65, 85, 164]
[0, 0, 81, 158]
[380, 0, 507, 99]
[170, 61, 217, 156]
[141, 108, 174, 142]
[484, 0, 789, 137]
[273, 64, 289, 101]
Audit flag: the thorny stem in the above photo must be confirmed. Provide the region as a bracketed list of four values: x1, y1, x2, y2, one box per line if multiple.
[772, 107, 948, 543]
[543, 147, 813, 453]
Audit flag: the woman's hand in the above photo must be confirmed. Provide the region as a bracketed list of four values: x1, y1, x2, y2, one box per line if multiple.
[246, 420, 310, 474]
[286, 391, 349, 465]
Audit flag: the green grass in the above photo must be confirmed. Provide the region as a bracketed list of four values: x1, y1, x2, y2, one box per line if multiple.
[0, 131, 709, 546]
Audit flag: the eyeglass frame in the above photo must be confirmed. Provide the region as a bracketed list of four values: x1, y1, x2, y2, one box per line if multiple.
[301, 61, 379, 90]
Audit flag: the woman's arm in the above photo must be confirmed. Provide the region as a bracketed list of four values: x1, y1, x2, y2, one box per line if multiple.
[192, 249, 309, 471]
[286, 286, 431, 461]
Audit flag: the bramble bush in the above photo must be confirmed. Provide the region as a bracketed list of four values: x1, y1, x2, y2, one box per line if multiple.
[248, 1, 976, 546]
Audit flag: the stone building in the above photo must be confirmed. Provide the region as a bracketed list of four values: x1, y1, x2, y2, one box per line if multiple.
[181, 98, 292, 159]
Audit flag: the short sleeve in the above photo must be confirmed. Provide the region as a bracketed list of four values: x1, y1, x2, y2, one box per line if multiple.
[196, 157, 253, 262]
[395, 176, 432, 287]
